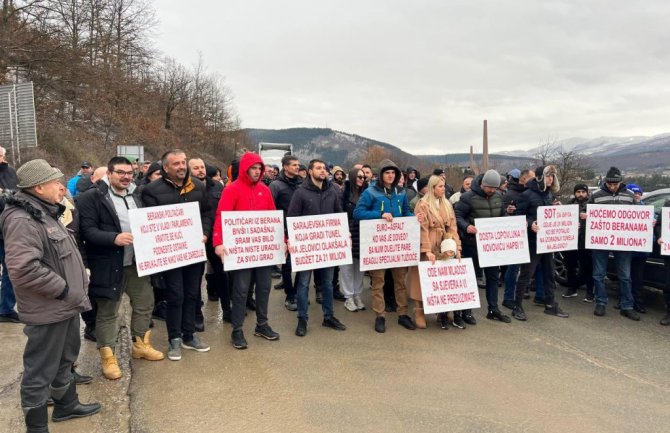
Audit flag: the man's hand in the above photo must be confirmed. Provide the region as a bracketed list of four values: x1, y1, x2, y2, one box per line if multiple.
[531, 221, 539, 233]
[579, 212, 587, 220]
[202, 235, 208, 243]
[215, 245, 228, 260]
[114, 232, 134, 246]
[382, 212, 393, 222]
[466, 225, 477, 234]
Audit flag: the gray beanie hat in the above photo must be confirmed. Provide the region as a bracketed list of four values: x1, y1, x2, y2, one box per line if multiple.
[481, 169, 501, 188]
[16, 159, 64, 189]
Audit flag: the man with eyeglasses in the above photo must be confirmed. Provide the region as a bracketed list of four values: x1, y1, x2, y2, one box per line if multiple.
[77, 157, 164, 379]
[589, 166, 639, 321]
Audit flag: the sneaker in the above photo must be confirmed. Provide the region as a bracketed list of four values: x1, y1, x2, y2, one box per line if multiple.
[398, 315, 416, 330]
[83, 325, 96, 342]
[167, 338, 182, 361]
[462, 312, 477, 325]
[0, 311, 20, 323]
[438, 313, 449, 330]
[182, 335, 210, 352]
[295, 318, 307, 337]
[487, 308, 512, 323]
[452, 314, 466, 329]
[374, 316, 386, 333]
[620, 309, 640, 321]
[512, 306, 527, 321]
[274, 282, 284, 290]
[284, 298, 298, 311]
[660, 313, 670, 326]
[254, 324, 280, 340]
[562, 289, 578, 298]
[344, 298, 358, 312]
[231, 330, 248, 349]
[271, 268, 282, 279]
[583, 295, 595, 303]
[501, 300, 515, 310]
[322, 316, 347, 331]
[544, 303, 569, 318]
[353, 295, 366, 310]
[594, 304, 606, 317]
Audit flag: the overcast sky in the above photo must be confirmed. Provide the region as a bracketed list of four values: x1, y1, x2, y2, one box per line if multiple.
[153, 0, 670, 154]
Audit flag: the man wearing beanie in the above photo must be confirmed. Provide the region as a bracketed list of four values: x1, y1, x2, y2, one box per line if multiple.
[0, 159, 101, 432]
[512, 165, 569, 321]
[455, 169, 512, 324]
[589, 167, 639, 320]
[561, 184, 594, 300]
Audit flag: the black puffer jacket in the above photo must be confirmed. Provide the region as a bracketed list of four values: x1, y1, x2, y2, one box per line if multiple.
[141, 167, 213, 237]
[589, 183, 635, 205]
[455, 174, 504, 246]
[502, 179, 525, 208]
[77, 180, 143, 301]
[204, 176, 223, 236]
[270, 170, 302, 220]
[516, 178, 555, 246]
[287, 175, 343, 217]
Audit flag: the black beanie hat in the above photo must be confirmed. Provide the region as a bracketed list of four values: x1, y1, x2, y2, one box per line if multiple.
[417, 176, 430, 192]
[147, 161, 161, 177]
[605, 167, 622, 183]
[535, 166, 545, 180]
[433, 168, 444, 176]
[574, 183, 588, 194]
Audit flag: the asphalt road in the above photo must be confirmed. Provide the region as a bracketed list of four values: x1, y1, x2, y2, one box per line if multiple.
[1, 278, 669, 433]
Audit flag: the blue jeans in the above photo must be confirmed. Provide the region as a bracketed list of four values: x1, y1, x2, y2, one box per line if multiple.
[503, 263, 545, 302]
[0, 240, 16, 315]
[295, 267, 334, 321]
[592, 250, 633, 309]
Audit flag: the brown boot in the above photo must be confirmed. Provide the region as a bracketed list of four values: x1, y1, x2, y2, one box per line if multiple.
[131, 330, 165, 361]
[99, 347, 122, 380]
[414, 304, 427, 329]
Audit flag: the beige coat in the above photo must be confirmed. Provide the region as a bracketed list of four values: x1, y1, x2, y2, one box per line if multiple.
[407, 199, 461, 301]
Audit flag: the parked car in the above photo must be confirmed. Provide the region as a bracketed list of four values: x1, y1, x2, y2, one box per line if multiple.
[554, 188, 669, 290]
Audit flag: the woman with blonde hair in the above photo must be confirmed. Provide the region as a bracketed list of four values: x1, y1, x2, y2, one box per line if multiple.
[407, 175, 461, 329]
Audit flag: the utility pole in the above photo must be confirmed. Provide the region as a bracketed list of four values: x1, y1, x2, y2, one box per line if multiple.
[482, 119, 489, 171]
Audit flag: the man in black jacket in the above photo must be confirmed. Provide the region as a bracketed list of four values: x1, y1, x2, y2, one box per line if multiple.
[142, 150, 213, 360]
[455, 170, 512, 324]
[270, 155, 302, 311]
[512, 166, 569, 321]
[287, 159, 347, 337]
[561, 183, 594, 301]
[78, 157, 165, 380]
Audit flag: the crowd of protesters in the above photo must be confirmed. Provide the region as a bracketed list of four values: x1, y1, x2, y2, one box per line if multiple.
[0, 145, 669, 432]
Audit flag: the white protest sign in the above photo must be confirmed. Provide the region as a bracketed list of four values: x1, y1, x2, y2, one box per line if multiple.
[129, 202, 207, 277]
[585, 204, 654, 252]
[221, 211, 285, 271]
[536, 205, 579, 254]
[359, 216, 420, 271]
[475, 216, 530, 267]
[419, 258, 481, 314]
[661, 208, 670, 256]
[287, 213, 352, 272]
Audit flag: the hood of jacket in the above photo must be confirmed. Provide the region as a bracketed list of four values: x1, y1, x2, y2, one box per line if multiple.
[377, 159, 401, 190]
[470, 174, 488, 198]
[2, 190, 65, 222]
[238, 152, 265, 187]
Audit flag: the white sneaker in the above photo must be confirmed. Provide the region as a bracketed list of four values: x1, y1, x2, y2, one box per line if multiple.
[353, 295, 366, 311]
[344, 297, 358, 312]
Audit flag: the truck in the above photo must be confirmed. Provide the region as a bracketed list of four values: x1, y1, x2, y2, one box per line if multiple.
[258, 142, 293, 168]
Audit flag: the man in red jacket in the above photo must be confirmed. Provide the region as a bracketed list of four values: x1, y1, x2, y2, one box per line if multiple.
[213, 152, 279, 349]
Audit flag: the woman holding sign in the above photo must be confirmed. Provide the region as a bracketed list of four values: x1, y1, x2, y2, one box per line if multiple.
[407, 175, 461, 329]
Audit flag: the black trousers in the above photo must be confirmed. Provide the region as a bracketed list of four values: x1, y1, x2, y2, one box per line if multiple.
[516, 250, 556, 306]
[21, 315, 80, 409]
[205, 242, 231, 312]
[564, 248, 594, 293]
[163, 262, 205, 341]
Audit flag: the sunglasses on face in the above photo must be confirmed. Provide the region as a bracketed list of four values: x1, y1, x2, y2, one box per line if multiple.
[356, 175, 365, 180]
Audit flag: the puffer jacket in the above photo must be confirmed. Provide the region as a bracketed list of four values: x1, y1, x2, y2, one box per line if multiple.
[589, 183, 635, 205]
[0, 191, 90, 325]
[212, 152, 276, 247]
[353, 159, 412, 220]
[516, 177, 555, 246]
[454, 174, 504, 246]
[287, 175, 343, 217]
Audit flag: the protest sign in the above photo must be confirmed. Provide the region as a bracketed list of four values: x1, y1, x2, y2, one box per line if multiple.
[475, 216, 530, 267]
[221, 211, 285, 271]
[419, 258, 480, 314]
[287, 213, 352, 272]
[359, 216, 420, 271]
[536, 205, 579, 254]
[661, 208, 670, 256]
[129, 202, 206, 277]
[585, 204, 654, 252]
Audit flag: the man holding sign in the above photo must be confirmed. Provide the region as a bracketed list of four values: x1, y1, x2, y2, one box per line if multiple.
[287, 159, 347, 337]
[354, 159, 419, 333]
[213, 152, 280, 349]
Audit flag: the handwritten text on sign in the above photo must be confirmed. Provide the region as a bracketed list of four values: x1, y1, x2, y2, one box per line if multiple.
[222, 211, 285, 271]
[661, 208, 670, 256]
[585, 205, 654, 252]
[475, 216, 530, 267]
[129, 202, 206, 277]
[287, 213, 352, 272]
[536, 205, 579, 254]
[359, 217, 420, 271]
[419, 258, 480, 314]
